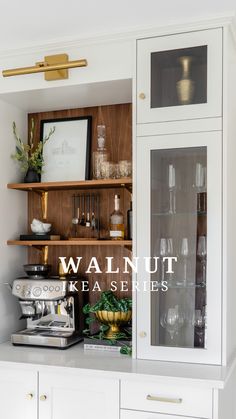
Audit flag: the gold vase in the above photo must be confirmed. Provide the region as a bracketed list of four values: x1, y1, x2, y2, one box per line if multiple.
[95, 310, 132, 339]
[176, 56, 195, 105]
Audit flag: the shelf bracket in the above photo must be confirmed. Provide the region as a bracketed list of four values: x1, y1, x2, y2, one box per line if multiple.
[31, 245, 49, 264]
[34, 190, 49, 220]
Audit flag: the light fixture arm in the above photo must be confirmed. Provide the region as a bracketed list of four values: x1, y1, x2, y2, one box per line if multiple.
[2, 54, 87, 80]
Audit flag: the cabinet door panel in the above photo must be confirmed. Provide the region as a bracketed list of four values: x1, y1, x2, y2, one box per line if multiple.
[137, 28, 222, 123]
[0, 367, 37, 419]
[136, 131, 222, 364]
[39, 371, 119, 419]
[121, 410, 199, 419]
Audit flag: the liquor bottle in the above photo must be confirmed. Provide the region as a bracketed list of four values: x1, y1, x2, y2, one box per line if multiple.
[109, 195, 125, 240]
[127, 195, 133, 240]
[92, 125, 109, 179]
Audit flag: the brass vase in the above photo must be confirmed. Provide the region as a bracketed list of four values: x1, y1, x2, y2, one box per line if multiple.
[176, 56, 195, 105]
[95, 310, 132, 339]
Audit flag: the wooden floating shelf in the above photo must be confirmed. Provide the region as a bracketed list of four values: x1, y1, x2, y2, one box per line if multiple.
[7, 178, 132, 192]
[7, 240, 132, 247]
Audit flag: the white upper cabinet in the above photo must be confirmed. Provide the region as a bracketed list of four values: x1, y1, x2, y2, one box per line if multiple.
[136, 131, 222, 364]
[137, 28, 222, 124]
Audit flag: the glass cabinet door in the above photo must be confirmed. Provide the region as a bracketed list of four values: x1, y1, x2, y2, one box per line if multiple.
[136, 132, 222, 364]
[137, 28, 222, 124]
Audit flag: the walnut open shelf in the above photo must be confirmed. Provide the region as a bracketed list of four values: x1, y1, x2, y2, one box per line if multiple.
[7, 240, 132, 247]
[7, 178, 132, 192]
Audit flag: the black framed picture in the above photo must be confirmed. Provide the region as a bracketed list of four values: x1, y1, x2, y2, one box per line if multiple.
[40, 116, 92, 182]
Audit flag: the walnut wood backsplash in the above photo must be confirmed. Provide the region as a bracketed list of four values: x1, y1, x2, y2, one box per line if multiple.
[27, 103, 132, 299]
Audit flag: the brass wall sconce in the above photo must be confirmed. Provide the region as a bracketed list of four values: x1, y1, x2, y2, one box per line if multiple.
[2, 53, 87, 81]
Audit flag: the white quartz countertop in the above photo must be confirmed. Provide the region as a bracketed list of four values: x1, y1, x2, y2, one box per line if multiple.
[0, 341, 233, 388]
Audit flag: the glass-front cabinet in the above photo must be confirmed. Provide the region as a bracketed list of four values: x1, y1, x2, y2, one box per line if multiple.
[137, 28, 222, 123]
[136, 132, 222, 364]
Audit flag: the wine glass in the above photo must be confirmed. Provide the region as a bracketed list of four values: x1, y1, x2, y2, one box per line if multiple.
[197, 236, 207, 286]
[168, 164, 176, 214]
[166, 238, 174, 285]
[160, 306, 184, 340]
[160, 238, 167, 282]
[192, 309, 205, 347]
[176, 238, 189, 286]
[195, 163, 204, 189]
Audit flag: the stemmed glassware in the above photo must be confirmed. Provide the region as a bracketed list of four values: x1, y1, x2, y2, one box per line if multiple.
[197, 236, 207, 286]
[192, 309, 205, 347]
[195, 162, 207, 213]
[159, 238, 174, 285]
[176, 238, 189, 286]
[160, 306, 184, 340]
[168, 164, 176, 214]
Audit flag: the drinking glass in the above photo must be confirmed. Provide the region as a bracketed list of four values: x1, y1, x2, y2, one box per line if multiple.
[119, 160, 130, 177]
[197, 236, 207, 286]
[176, 237, 189, 286]
[192, 309, 205, 346]
[168, 164, 176, 214]
[160, 306, 184, 340]
[160, 238, 167, 282]
[166, 238, 174, 284]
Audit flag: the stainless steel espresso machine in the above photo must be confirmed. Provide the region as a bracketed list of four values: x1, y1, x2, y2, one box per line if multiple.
[11, 278, 84, 348]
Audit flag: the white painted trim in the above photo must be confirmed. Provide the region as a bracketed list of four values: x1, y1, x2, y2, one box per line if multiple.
[0, 14, 234, 59]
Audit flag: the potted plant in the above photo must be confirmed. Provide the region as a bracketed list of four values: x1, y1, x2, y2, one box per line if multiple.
[12, 118, 55, 183]
[83, 291, 132, 355]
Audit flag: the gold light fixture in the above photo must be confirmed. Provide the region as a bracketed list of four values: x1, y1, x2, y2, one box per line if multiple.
[2, 53, 87, 81]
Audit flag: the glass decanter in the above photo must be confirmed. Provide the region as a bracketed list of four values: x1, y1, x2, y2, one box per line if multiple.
[92, 125, 109, 179]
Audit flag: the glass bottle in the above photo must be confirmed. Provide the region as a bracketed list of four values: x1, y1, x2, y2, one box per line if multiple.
[92, 125, 109, 179]
[109, 194, 125, 240]
[127, 195, 133, 240]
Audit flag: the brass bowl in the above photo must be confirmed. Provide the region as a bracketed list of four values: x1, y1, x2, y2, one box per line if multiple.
[95, 310, 132, 339]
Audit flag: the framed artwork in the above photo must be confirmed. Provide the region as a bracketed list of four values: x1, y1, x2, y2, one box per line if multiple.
[40, 116, 92, 182]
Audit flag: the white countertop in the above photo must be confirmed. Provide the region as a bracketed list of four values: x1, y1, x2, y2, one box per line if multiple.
[0, 341, 233, 388]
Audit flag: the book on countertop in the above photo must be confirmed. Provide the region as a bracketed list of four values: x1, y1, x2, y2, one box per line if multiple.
[20, 234, 61, 241]
[84, 337, 132, 352]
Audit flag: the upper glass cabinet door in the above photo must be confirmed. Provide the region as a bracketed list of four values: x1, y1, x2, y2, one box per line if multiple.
[136, 131, 222, 364]
[137, 28, 222, 124]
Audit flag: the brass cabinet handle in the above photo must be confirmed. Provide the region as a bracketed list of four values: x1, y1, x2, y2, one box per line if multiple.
[40, 395, 47, 402]
[146, 394, 183, 404]
[139, 92, 146, 100]
[26, 393, 33, 400]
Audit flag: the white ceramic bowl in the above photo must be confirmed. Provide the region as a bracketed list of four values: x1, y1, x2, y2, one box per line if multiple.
[31, 222, 51, 235]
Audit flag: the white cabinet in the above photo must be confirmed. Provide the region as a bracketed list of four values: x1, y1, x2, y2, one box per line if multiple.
[38, 371, 119, 419]
[136, 131, 222, 364]
[121, 379, 212, 418]
[0, 367, 37, 419]
[137, 28, 222, 124]
[121, 411, 199, 419]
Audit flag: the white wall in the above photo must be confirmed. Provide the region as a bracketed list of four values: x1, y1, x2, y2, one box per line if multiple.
[0, 38, 133, 95]
[0, 99, 27, 342]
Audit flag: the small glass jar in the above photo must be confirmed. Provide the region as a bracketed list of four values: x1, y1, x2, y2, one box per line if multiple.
[119, 160, 129, 177]
[100, 161, 110, 179]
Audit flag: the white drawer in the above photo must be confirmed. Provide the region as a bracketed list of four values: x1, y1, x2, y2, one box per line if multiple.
[121, 380, 212, 418]
[121, 411, 199, 419]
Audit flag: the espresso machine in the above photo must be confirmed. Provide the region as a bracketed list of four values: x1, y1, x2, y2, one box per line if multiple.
[11, 278, 84, 349]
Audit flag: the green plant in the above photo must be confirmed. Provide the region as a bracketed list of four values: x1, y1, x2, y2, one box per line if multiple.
[83, 290, 132, 314]
[83, 291, 132, 355]
[11, 118, 55, 174]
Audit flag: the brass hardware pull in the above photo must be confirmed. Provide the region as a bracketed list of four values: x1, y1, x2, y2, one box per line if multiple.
[139, 331, 147, 338]
[139, 93, 146, 100]
[26, 393, 33, 400]
[40, 395, 47, 402]
[146, 394, 183, 404]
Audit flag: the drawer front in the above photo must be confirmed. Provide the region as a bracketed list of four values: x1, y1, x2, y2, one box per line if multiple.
[121, 380, 212, 418]
[121, 411, 198, 419]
